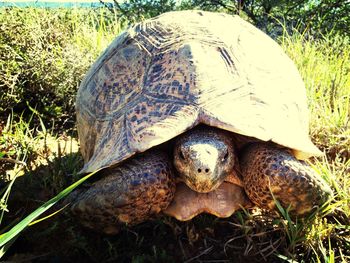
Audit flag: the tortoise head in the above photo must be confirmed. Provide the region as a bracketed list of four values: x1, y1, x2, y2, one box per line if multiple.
[174, 126, 241, 193]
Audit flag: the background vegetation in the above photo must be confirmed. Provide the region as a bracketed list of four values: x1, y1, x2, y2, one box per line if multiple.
[102, 0, 350, 36]
[0, 8, 122, 131]
[0, 1, 349, 262]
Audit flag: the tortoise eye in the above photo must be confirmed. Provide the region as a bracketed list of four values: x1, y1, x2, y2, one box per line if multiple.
[179, 150, 186, 160]
[222, 151, 229, 162]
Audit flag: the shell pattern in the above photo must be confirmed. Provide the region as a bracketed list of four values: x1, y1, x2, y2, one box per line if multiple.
[76, 10, 321, 174]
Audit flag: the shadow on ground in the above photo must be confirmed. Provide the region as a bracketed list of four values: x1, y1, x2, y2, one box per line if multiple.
[3, 151, 343, 263]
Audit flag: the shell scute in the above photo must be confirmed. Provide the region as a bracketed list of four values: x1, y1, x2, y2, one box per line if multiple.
[76, 11, 321, 173]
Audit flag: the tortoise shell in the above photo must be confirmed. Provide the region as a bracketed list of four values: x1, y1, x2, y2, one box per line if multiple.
[76, 10, 321, 174]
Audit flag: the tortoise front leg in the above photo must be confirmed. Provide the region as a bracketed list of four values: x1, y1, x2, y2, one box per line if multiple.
[239, 143, 333, 215]
[69, 151, 176, 234]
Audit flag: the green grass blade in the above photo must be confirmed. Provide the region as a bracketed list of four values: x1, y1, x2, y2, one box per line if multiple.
[0, 236, 18, 259]
[0, 169, 100, 249]
[28, 204, 69, 226]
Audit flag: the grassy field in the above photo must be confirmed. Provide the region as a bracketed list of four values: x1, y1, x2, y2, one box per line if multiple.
[0, 7, 349, 262]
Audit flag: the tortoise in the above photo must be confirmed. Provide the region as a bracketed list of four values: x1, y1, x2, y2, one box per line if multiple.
[69, 10, 333, 234]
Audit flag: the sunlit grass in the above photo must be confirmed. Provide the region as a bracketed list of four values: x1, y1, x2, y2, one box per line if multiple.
[280, 30, 350, 262]
[0, 7, 123, 125]
[281, 32, 350, 155]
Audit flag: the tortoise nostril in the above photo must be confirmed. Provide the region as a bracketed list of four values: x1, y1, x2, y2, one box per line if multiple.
[197, 168, 210, 173]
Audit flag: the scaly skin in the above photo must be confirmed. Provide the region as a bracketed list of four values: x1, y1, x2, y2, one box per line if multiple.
[240, 143, 333, 215]
[69, 127, 245, 233]
[70, 128, 332, 234]
[70, 150, 175, 234]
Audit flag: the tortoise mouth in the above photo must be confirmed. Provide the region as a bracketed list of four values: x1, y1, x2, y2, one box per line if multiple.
[163, 182, 251, 221]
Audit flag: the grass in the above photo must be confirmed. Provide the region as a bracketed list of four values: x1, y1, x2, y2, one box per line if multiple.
[0, 7, 349, 262]
[281, 32, 350, 159]
[286, 32, 350, 262]
[0, 7, 122, 130]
